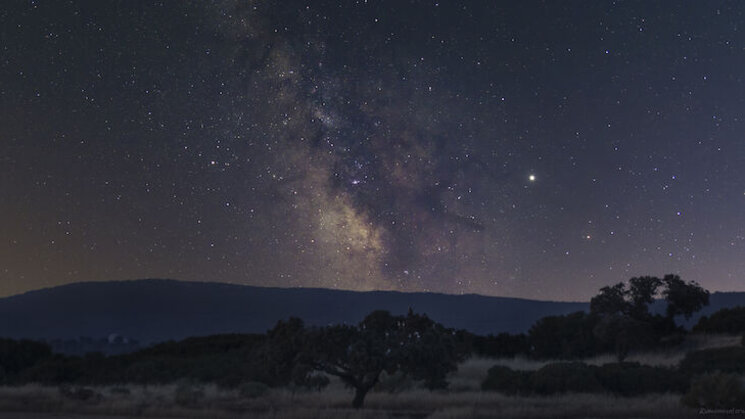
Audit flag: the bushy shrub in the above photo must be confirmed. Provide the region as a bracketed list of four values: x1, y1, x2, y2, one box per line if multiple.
[680, 347, 745, 375]
[58, 385, 102, 403]
[528, 312, 600, 359]
[472, 333, 530, 358]
[481, 365, 531, 395]
[656, 332, 686, 349]
[238, 381, 269, 398]
[0, 339, 53, 382]
[173, 381, 204, 407]
[530, 362, 603, 395]
[596, 362, 688, 396]
[122, 357, 186, 384]
[21, 355, 86, 384]
[681, 372, 745, 408]
[109, 387, 131, 395]
[483, 361, 690, 397]
[693, 306, 745, 334]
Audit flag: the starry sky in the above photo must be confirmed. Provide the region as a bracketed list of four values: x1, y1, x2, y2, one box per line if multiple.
[1, 1, 744, 301]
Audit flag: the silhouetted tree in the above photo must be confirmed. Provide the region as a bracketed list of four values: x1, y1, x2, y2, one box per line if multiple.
[590, 283, 628, 317]
[396, 309, 467, 390]
[589, 274, 709, 360]
[662, 274, 710, 320]
[591, 276, 662, 321]
[628, 276, 663, 319]
[694, 306, 745, 334]
[304, 310, 463, 408]
[528, 311, 599, 359]
[471, 332, 529, 358]
[251, 317, 308, 387]
[592, 314, 658, 361]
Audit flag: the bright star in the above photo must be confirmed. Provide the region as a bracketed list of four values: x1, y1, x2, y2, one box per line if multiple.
[528, 174, 536, 182]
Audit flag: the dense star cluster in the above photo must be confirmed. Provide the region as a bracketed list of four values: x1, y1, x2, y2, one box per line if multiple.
[1, 1, 744, 300]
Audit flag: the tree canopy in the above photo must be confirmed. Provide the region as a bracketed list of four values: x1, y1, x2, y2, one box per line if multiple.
[588, 274, 709, 360]
[304, 309, 465, 408]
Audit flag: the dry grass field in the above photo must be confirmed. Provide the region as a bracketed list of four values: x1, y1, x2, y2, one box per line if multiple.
[0, 334, 739, 418]
[0, 383, 698, 419]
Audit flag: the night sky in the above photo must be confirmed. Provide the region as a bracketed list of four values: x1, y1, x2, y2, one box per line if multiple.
[2, 1, 744, 301]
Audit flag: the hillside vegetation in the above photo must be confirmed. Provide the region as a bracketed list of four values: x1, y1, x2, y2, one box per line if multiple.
[1, 275, 744, 417]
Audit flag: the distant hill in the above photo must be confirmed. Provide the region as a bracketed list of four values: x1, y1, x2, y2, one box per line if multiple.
[0, 279, 742, 345]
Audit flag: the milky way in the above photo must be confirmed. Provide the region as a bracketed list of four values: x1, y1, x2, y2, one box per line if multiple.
[1, 1, 744, 300]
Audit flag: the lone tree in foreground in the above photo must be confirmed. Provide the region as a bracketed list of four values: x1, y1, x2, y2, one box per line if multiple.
[304, 310, 465, 409]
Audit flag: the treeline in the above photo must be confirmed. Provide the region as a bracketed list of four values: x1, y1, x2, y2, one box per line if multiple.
[474, 274, 711, 360]
[474, 275, 745, 409]
[48, 335, 140, 356]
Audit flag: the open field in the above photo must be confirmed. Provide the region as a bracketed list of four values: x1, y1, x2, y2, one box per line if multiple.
[0, 384, 699, 419]
[0, 334, 740, 418]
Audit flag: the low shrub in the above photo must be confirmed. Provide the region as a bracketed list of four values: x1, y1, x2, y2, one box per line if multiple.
[472, 333, 530, 358]
[530, 362, 603, 395]
[656, 332, 686, 349]
[482, 362, 686, 397]
[58, 385, 102, 403]
[693, 307, 745, 334]
[680, 347, 745, 375]
[22, 356, 86, 385]
[238, 381, 269, 398]
[681, 372, 745, 408]
[481, 365, 531, 395]
[596, 362, 688, 396]
[109, 386, 131, 395]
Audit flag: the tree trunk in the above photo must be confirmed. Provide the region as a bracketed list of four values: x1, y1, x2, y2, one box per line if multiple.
[352, 386, 369, 409]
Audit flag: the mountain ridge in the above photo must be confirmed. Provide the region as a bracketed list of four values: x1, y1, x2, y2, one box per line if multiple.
[0, 279, 742, 344]
[4, 278, 586, 304]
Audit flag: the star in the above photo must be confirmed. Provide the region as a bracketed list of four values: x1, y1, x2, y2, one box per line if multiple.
[2, 0, 744, 301]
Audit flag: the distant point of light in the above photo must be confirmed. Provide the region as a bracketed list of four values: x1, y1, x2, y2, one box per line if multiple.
[528, 174, 536, 182]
